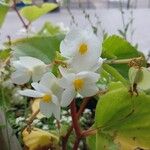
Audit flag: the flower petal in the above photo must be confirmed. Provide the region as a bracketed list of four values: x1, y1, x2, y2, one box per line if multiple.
[32, 65, 46, 82]
[12, 61, 26, 70]
[58, 73, 75, 88]
[91, 57, 104, 72]
[52, 104, 61, 120]
[52, 95, 59, 105]
[19, 89, 43, 97]
[77, 71, 100, 83]
[39, 72, 56, 89]
[79, 83, 99, 97]
[31, 82, 50, 93]
[19, 56, 45, 68]
[39, 101, 53, 118]
[61, 88, 76, 107]
[58, 66, 69, 77]
[11, 69, 31, 85]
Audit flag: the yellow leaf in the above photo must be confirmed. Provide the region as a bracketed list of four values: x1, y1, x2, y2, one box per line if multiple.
[22, 128, 59, 150]
[31, 99, 44, 119]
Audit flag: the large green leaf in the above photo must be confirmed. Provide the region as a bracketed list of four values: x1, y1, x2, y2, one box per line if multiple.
[87, 132, 118, 150]
[0, 2, 9, 28]
[96, 132, 119, 150]
[95, 83, 150, 149]
[102, 35, 142, 78]
[20, 3, 58, 22]
[102, 35, 140, 59]
[87, 134, 96, 150]
[10, 34, 64, 64]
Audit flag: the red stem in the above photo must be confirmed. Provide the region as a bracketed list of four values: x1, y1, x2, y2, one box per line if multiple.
[62, 97, 90, 150]
[73, 138, 81, 150]
[70, 99, 82, 138]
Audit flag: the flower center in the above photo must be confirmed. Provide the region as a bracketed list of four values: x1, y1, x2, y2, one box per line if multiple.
[42, 95, 52, 103]
[73, 79, 84, 91]
[79, 43, 88, 55]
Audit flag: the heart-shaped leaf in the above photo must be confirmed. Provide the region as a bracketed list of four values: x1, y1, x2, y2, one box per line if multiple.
[102, 35, 144, 78]
[95, 83, 150, 149]
[20, 3, 58, 22]
[10, 34, 65, 64]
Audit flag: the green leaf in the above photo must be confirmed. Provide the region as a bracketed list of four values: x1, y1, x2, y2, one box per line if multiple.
[102, 64, 129, 87]
[38, 22, 63, 36]
[0, 49, 10, 60]
[20, 3, 58, 22]
[108, 81, 125, 92]
[95, 83, 150, 149]
[102, 35, 143, 78]
[87, 134, 96, 150]
[10, 34, 65, 64]
[0, 2, 9, 28]
[21, 0, 32, 4]
[96, 132, 119, 150]
[102, 35, 140, 59]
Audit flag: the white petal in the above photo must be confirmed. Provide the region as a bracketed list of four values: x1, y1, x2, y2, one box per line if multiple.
[52, 95, 59, 105]
[32, 65, 46, 82]
[19, 56, 45, 68]
[11, 69, 31, 85]
[60, 28, 81, 57]
[52, 104, 61, 120]
[61, 88, 76, 107]
[39, 72, 56, 89]
[12, 61, 26, 70]
[70, 55, 100, 73]
[58, 73, 75, 89]
[59, 66, 70, 76]
[19, 89, 43, 97]
[79, 83, 99, 97]
[91, 57, 104, 72]
[77, 71, 100, 83]
[40, 101, 53, 118]
[31, 82, 50, 93]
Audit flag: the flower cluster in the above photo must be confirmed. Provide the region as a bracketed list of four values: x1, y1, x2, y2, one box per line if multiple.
[11, 28, 103, 120]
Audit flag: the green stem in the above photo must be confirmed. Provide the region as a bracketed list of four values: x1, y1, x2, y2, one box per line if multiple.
[104, 57, 142, 65]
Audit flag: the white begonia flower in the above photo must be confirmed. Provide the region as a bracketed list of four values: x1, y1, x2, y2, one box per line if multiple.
[19, 72, 61, 120]
[59, 57, 104, 76]
[59, 71, 100, 107]
[11, 56, 48, 85]
[60, 28, 102, 73]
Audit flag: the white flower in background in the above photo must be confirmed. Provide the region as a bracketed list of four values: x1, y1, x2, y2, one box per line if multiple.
[11, 56, 48, 85]
[56, 22, 70, 33]
[59, 71, 100, 107]
[60, 28, 102, 72]
[19, 72, 61, 120]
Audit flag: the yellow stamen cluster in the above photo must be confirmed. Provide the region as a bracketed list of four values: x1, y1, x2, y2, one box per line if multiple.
[73, 79, 84, 91]
[79, 43, 88, 55]
[42, 95, 52, 103]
